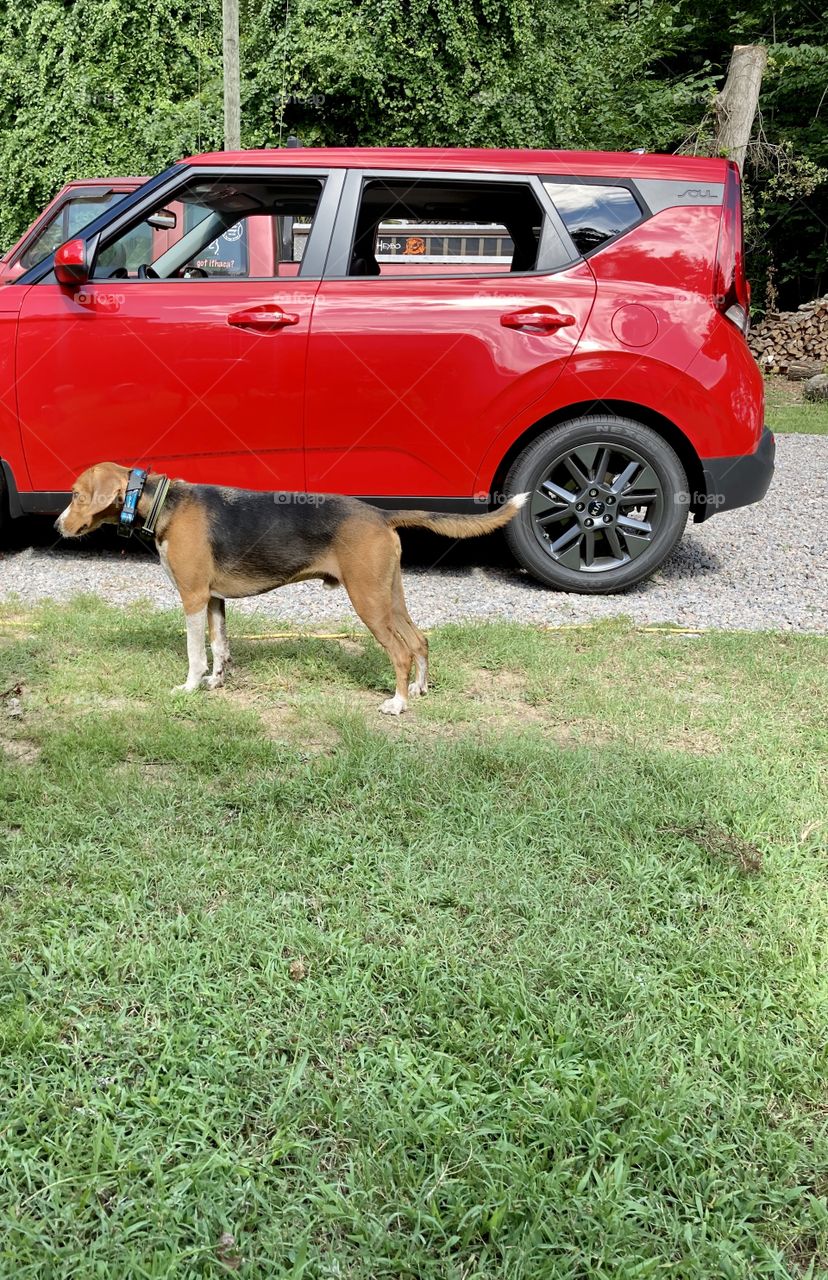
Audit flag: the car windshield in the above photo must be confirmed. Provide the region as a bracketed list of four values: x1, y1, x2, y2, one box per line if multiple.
[18, 190, 131, 271]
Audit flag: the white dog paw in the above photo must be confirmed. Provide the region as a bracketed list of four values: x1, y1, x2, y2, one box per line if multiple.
[205, 674, 225, 690]
[379, 694, 408, 716]
[408, 682, 427, 698]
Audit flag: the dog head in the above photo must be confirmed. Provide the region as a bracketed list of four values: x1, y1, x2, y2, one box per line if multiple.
[55, 462, 132, 538]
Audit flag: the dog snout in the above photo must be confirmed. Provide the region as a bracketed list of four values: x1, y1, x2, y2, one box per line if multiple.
[55, 506, 84, 537]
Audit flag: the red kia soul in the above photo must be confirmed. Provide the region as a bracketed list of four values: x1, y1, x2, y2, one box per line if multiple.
[0, 147, 772, 593]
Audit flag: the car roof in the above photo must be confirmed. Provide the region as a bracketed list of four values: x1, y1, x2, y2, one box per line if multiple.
[182, 147, 729, 181]
[60, 177, 147, 189]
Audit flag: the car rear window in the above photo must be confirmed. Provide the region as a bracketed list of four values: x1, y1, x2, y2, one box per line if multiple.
[543, 181, 643, 256]
[349, 178, 546, 277]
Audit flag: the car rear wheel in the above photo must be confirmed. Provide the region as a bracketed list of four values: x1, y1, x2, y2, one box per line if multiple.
[503, 415, 689, 593]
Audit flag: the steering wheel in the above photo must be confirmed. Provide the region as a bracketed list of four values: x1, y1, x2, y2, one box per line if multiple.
[137, 264, 160, 280]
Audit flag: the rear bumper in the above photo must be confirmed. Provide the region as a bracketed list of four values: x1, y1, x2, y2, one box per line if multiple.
[695, 427, 775, 522]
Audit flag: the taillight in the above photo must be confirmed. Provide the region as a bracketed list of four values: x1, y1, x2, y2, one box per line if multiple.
[713, 162, 750, 333]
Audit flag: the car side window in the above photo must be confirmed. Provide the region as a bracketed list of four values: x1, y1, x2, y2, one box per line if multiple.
[347, 179, 546, 277]
[19, 192, 127, 271]
[91, 176, 323, 281]
[543, 181, 643, 256]
[97, 223, 153, 275]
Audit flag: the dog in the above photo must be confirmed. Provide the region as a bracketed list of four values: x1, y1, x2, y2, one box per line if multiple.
[56, 463, 528, 714]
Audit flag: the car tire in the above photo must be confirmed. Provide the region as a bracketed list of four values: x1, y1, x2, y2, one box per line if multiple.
[503, 415, 689, 594]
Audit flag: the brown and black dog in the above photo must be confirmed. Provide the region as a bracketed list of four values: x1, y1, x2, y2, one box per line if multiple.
[57, 463, 527, 714]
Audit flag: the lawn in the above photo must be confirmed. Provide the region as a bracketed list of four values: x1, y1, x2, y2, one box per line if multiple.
[1, 599, 827, 1279]
[764, 378, 828, 435]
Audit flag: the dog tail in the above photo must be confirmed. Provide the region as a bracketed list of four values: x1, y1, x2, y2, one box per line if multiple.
[384, 492, 529, 539]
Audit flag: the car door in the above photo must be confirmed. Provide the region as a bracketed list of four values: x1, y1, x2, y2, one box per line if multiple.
[16, 167, 342, 492]
[303, 170, 595, 499]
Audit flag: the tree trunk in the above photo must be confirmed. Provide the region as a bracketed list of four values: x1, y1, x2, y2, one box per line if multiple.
[223, 0, 241, 150]
[715, 44, 767, 173]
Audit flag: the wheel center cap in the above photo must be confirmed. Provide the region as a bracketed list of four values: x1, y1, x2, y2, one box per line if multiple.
[587, 499, 605, 517]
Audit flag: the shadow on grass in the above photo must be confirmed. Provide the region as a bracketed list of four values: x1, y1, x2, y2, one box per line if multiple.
[95, 609, 391, 695]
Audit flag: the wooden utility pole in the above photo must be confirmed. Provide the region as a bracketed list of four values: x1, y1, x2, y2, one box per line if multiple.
[715, 44, 767, 173]
[223, 0, 241, 150]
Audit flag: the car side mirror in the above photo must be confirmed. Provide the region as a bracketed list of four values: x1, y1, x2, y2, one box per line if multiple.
[54, 238, 90, 286]
[147, 208, 177, 230]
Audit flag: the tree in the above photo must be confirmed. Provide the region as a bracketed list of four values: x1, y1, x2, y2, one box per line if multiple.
[715, 44, 767, 173]
[667, 0, 828, 305]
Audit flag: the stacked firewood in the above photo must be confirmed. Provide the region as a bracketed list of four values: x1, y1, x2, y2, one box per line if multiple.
[748, 295, 828, 377]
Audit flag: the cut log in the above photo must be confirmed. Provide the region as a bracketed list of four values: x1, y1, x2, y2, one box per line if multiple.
[786, 361, 824, 381]
[749, 293, 828, 370]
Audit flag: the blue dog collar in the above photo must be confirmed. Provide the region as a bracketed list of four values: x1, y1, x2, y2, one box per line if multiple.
[118, 468, 148, 537]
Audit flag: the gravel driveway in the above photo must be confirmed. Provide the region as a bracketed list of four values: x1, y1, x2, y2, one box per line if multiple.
[1, 434, 825, 633]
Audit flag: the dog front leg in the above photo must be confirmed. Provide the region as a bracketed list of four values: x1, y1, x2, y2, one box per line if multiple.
[206, 597, 229, 690]
[172, 605, 209, 693]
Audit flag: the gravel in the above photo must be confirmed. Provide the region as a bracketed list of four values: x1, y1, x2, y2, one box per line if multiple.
[1, 435, 826, 633]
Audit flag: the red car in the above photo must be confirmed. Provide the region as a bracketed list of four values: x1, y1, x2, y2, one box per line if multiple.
[0, 147, 772, 593]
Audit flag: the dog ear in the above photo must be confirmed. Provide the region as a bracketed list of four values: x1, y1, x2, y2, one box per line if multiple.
[83, 463, 129, 518]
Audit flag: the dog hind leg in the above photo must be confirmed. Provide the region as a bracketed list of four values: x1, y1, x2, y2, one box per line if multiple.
[340, 534, 414, 716]
[350, 601, 413, 716]
[390, 563, 428, 697]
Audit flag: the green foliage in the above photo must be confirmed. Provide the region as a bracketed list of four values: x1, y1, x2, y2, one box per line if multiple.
[244, 0, 714, 152]
[0, 0, 713, 250]
[0, 0, 825, 305]
[0, 0, 224, 249]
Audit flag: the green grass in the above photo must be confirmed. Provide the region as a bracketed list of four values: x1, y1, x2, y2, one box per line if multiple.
[1, 598, 828, 1279]
[765, 379, 828, 435]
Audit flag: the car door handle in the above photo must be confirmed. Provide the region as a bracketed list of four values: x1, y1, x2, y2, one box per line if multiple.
[227, 306, 300, 331]
[500, 307, 576, 333]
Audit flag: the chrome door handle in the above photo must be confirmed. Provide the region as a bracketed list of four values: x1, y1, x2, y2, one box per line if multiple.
[500, 307, 576, 333]
[227, 306, 299, 331]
